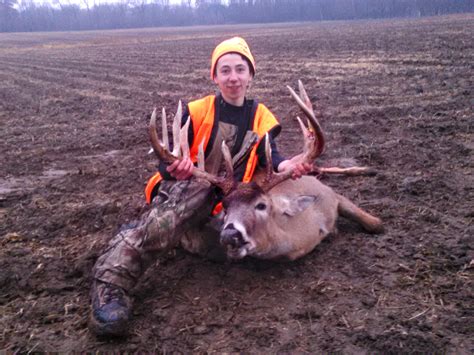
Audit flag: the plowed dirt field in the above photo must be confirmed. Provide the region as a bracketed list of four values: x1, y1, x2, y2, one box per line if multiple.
[1, 14, 473, 352]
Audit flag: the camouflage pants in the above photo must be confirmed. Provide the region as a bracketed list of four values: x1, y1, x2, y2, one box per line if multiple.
[93, 179, 225, 291]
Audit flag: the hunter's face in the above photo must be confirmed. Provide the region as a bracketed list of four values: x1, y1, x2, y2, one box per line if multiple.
[213, 53, 252, 106]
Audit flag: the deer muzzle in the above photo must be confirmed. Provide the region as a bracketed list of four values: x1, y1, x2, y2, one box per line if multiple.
[220, 224, 247, 249]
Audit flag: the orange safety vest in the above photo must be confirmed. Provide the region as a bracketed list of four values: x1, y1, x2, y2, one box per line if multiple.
[144, 95, 280, 212]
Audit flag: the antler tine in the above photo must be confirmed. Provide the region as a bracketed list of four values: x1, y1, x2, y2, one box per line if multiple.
[295, 115, 318, 168]
[296, 116, 310, 136]
[161, 107, 169, 151]
[180, 116, 191, 158]
[259, 132, 293, 191]
[171, 100, 182, 157]
[287, 83, 325, 159]
[298, 79, 313, 112]
[297, 80, 314, 133]
[149, 108, 177, 164]
[221, 141, 234, 179]
[197, 139, 205, 170]
[264, 133, 273, 181]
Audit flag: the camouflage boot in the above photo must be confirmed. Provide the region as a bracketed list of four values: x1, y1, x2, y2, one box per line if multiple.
[89, 280, 132, 336]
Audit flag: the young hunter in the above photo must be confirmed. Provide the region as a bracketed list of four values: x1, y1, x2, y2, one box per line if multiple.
[90, 37, 311, 336]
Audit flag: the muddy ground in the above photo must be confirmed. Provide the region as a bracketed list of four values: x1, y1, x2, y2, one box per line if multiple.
[0, 14, 473, 352]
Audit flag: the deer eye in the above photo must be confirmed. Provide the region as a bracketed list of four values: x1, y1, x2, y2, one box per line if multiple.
[255, 203, 267, 211]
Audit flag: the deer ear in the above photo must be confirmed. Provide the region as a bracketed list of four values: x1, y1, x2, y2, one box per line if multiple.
[282, 195, 318, 217]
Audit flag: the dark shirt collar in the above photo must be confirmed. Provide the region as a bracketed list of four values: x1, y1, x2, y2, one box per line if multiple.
[217, 93, 247, 110]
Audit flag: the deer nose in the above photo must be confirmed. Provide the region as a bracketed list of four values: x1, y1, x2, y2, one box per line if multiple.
[220, 224, 245, 248]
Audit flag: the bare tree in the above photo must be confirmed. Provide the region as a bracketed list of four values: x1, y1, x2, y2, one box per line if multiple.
[0, 0, 18, 31]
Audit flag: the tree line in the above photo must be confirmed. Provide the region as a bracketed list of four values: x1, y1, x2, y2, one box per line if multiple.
[1, 0, 473, 32]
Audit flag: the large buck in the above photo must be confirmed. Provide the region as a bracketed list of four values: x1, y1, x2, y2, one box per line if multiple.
[149, 81, 383, 261]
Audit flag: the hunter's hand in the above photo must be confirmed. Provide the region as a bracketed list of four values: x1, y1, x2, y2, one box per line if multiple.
[278, 156, 312, 180]
[167, 157, 194, 180]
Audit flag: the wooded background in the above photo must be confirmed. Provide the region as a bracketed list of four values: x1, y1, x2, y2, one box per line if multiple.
[1, 0, 473, 32]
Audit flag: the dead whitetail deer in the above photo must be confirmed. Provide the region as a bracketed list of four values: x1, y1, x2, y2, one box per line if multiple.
[149, 81, 383, 261]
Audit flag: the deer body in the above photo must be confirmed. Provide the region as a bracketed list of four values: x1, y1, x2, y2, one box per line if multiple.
[261, 177, 339, 260]
[220, 173, 382, 261]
